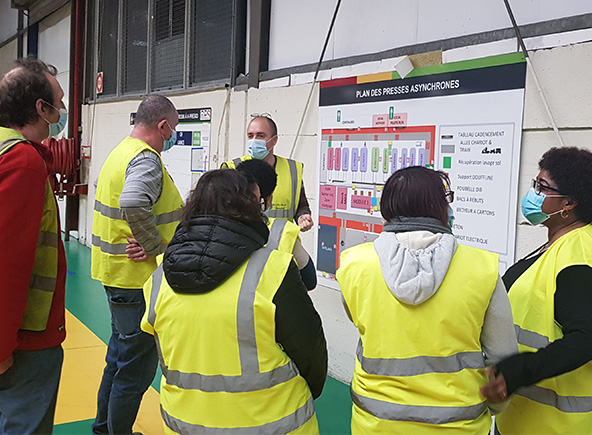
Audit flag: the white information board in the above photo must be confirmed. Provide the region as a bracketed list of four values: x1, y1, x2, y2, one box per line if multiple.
[316, 53, 527, 288]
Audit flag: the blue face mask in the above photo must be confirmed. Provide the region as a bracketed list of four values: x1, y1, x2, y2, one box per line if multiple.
[44, 108, 68, 138]
[521, 188, 563, 225]
[248, 139, 270, 160]
[162, 121, 177, 152]
[163, 129, 177, 152]
[447, 205, 455, 229]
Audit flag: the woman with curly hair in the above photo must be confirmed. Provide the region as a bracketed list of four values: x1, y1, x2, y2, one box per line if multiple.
[481, 147, 592, 434]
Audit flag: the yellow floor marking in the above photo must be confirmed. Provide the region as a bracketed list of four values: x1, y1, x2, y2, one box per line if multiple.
[55, 310, 163, 434]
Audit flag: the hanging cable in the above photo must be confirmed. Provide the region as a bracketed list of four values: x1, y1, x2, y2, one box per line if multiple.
[289, 0, 342, 159]
[502, 0, 565, 147]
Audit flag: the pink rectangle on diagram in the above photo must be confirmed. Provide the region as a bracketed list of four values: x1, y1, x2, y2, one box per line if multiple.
[320, 185, 337, 210]
[327, 148, 334, 170]
[388, 113, 408, 127]
[335, 148, 341, 170]
[373, 114, 388, 127]
[337, 187, 348, 210]
[351, 194, 371, 209]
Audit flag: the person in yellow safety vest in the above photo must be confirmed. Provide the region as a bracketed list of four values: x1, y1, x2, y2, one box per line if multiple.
[236, 158, 317, 290]
[481, 147, 592, 435]
[221, 114, 314, 232]
[141, 169, 327, 434]
[91, 95, 184, 435]
[0, 58, 68, 434]
[337, 166, 518, 434]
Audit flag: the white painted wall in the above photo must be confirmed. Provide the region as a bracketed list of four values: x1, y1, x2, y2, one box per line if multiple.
[269, 0, 592, 70]
[0, 39, 17, 78]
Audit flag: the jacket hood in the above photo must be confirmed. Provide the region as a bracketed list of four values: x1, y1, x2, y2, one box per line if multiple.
[163, 216, 268, 294]
[373, 230, 457, 305]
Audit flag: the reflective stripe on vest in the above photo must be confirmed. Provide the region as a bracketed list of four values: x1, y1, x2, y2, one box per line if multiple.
[514, 324, 550, 349]
[267, 209, 292, 219]
[517, 385, 592, 413]
[287, 158, 298, 218]
[1, 132, 59, 331]
[154, 332, 298, 392]
[92, 234, 127, 255]
[160, 397, 315, 434]
[267, 219, 288, 251]
[93, 199, 181, 227]
[351, 390, 488, 425]
[38, 231, 59, 248]
[356, 340, 484, 377]
[232, 157, 242, 167]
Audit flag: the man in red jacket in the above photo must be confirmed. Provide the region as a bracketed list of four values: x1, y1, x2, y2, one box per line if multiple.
[0, 58, 68, 434]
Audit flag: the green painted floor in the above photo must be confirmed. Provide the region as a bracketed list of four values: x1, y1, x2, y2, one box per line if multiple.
[60, 238, 352, 434]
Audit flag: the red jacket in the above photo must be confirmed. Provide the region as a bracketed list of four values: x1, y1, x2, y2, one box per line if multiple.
[0, 139, 66, 362]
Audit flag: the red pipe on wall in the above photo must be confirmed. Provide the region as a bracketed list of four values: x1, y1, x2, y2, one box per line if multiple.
[68, 0, 84, 143]
[64, 0, 85, 239]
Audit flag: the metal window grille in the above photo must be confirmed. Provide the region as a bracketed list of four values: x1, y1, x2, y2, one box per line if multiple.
[97, 0, 119, 96]
[151, 0, 186, 91]
[91, 0, 244, 100]
[190, 0, 233, 85]
[122, 0, 148, 95]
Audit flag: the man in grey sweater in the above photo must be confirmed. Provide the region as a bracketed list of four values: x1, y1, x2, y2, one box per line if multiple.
[91, 95, 183, 434]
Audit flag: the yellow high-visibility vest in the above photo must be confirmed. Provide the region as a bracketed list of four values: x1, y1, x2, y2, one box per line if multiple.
[337, 241, 498, 434]
[91, 137, 183, 288]
[0, 127, 59, 331]
[266, 217, 300, 253]
[222, 155, 303, 221]
[497, 225, 592, 435]
[142, 247, 318, 434]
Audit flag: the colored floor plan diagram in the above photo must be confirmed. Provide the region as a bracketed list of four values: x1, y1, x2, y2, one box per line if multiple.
[316, 54, 527, 288]
[318, 126, 435, 278]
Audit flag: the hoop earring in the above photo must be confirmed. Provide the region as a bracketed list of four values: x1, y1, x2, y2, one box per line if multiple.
[560, 209, 569, 219]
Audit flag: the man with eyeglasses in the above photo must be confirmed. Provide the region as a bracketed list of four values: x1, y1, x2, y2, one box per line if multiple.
[91, 95, 184, 434]
[0, 58, 68, 433]
[222, 114, 314, 232]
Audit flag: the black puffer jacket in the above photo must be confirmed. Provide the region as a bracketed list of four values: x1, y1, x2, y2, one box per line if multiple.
[162, 216, 328, 398]
[163, 216, 267, 294]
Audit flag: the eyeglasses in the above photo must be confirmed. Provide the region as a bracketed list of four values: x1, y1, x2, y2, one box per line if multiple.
[42, 100, 66, 113]
[251, 112, 272, 119]
[445, 190, 454, 203]
[531, 179, 563, 195]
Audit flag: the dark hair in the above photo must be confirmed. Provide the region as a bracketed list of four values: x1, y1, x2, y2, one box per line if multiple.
[135, 95, 177, 128]
[250, 115, 277, 137]
[539, 147, 592, 224]
[0, 58, 57, 128]
[181, 169, 262, 227]
[381, 166, 450, 224]
[236, 159, 277, 200]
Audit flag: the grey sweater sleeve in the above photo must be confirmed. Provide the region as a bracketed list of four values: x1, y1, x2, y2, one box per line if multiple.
[119, 151, 164, 256]
[481, 275, 518, 414]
